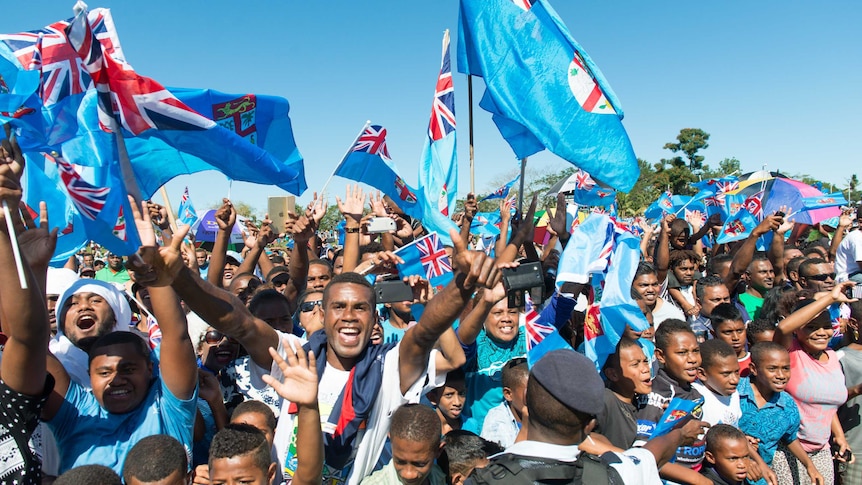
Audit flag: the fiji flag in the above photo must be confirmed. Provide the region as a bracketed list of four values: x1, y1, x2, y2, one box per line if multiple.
[395, 232, 454, 293]
[470, 211, 502, 236]
[62, 7, 306, 197]
[177, 186, 198, 227]
[644, 191, 674, 220]
[716, 208, 758, 244]
[480, 174, 519, 202]
[525, 292, 573, 367]
[335, 123, 457, 245]
[457, 0, 639, 192]
[801, 193, 848, 210]
[24, 151, 141, 262]
[418, 30, 457, 218]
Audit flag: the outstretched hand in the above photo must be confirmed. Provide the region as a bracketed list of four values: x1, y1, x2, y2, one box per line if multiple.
[215, 198, 236, 231]
[262, 345, 318, 406]
[126, 197, 190, 287]
[450, 230, 501, 292]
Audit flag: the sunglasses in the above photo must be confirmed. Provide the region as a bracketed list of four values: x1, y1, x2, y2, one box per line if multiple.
[804, 272, 835, 281]
[300, 300, 323, 313]
[271, 276, 290, 286]
[204, 330, 237, 345]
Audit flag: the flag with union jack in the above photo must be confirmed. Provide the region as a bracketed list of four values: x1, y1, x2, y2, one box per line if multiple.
[177, 186, 199, 227]
[418, 30, 458, 219]
[352, 125, 390, 158]
[744, 191, 764, 219]
[23, 150, 141, 261]
[50, 152, 109, 220]
[575, 169, 596, 191]
[395, 232, 454, 293]
[479, 174, 519, 202]
[525, 291, 573, 368]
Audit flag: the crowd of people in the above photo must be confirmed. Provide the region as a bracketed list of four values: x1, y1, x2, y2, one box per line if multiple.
[1, 129, 862, 485]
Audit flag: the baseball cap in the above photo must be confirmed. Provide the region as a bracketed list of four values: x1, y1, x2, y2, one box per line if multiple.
[530, 349, 605, 417]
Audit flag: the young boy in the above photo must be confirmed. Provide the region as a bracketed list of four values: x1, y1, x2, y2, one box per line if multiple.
[480, 357, 528, 449]
[361, 404, 446, 485]
[736, 342, 824, 485]
[701, 424, 750, 485]
[122, 435, 189, 485]
[635, 319, 705, 484]
[598, 337, 653, 449]
[710, 303, 750, 376]
[746, 319, 775, 347]
[427, 368, 467, 435]
[693, 340, 741, 428]
[208, 424, 276, 485]
[438, 430, 502, 485]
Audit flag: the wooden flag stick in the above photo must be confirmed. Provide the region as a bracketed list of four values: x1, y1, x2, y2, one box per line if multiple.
[1, 200, 27, 289]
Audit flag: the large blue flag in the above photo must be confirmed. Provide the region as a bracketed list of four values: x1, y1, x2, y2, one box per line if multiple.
[418, 30, 458, 219]
[395, 232, 454, 294]
[801, 193, 848, 211]
[24, 151, 141, 262]
[335, 124, 457, 245]
[457, 0, 639, 192]
[470, 211, 502, 236]
[556, 213, 614, 286]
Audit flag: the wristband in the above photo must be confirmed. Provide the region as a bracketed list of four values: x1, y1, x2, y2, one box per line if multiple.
[345, 227, 360, 234]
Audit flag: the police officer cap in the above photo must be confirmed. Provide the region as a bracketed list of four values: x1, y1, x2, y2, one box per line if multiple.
[531, 349, 604, 416]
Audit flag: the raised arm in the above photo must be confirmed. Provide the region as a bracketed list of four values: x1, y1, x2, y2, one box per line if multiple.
[335, 185, 366, 274]
[206, 199, 236, 288]
[495, 197, 514, 257]
[127, 206, 280, 372]
[770, 214, 793, 285]
[262, 346, 322, 485]
[399, 231, 502, 394]
[0, 138, 54, 396]
[725, 214, 781, 292]
[130, 200, 197, 399]
[654, 214, 672, 284]
[455, 281, 506, 346]
[830, 211, 853, 262]
[773, 281, 855, 349]
[497, 196, 537, 264]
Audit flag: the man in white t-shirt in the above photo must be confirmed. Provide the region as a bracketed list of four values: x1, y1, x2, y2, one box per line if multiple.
[836, 213, 862, 282]
[138, 228, 500, 485]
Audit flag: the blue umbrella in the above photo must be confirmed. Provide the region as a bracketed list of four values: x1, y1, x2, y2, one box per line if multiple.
[191, 209, 245, 244]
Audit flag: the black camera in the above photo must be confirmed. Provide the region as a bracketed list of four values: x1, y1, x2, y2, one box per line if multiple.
[501, 262, 544, 308]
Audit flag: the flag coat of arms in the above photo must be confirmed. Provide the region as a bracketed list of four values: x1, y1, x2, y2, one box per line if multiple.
[716, 208, 758, 244]
[457, 0, 639, 192]
[418, 30, 458, 218]
[395, 232, 454, 293]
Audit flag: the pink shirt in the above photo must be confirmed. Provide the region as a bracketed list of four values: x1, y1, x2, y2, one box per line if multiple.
[785, 339, 848, 452]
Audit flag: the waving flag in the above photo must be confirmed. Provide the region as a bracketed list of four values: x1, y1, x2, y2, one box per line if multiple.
[575, 169, 596, 191]
[479, 174, 519, 202]
[801, 193, 848, 211]
[57, 7, 306, 197]
[0, 7, 128, 148]
[470, 211, 502, 236]
[457, 0, 639, 192]
[645, 191, 674, 220]
[418, 30, 458, 218]
[24, 151, 141, 260]
[177, 186, 198, 227]
[335, 123, 458, 245]
[744, 192, 764, 219]
[395, 232, 454, 293]
[716, 208, 758, 244]
[556, 213, 614, 286]
[525, 292, 573, 367]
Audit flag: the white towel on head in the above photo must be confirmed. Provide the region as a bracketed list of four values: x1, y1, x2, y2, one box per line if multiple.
[50, 279, 131, 388]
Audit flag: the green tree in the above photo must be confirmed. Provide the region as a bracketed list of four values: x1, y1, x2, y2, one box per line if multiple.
[617, 159, 659, 216]
[662, 128, 710, 172]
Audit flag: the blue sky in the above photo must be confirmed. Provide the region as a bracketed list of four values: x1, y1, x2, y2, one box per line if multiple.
[2, 1, 860, 214]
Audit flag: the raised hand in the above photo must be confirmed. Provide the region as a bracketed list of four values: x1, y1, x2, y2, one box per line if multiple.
[147, 202, 170, 230]
[306, 191, 327, 227]
[450, 230, 501, 292]
[18, 201, 58, 269]
[126, 197, 190, 287]
[463, 193, 477, 219]
[0, 126, 24, 208]
[369, 190, 387, 217]
[500, 197, 515, 223]
[549, 193, 569, 241]
[404, 275, 431, 303]
[215, 198, 237, 231]
[335, 184, 366, 223]
[261, 345, 318, 406]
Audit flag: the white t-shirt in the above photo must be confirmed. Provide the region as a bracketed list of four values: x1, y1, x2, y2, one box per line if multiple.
[836, 230, 862, 280]
[264, 331, 438, 485]
[651, 297, 685, 329]
[691, 382, 742, 428]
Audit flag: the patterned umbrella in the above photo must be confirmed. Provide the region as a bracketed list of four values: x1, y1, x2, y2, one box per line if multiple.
[728, 177, 839, 225]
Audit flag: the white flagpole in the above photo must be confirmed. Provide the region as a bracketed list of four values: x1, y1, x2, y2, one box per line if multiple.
[319, 120, 372, 197]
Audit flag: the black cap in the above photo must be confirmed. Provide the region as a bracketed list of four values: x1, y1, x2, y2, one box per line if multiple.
[530, 349, 604, 417]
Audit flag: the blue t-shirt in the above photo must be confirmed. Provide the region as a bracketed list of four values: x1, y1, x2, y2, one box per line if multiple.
[737, 377, 800, 466]
[48, 376, 197, 475]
